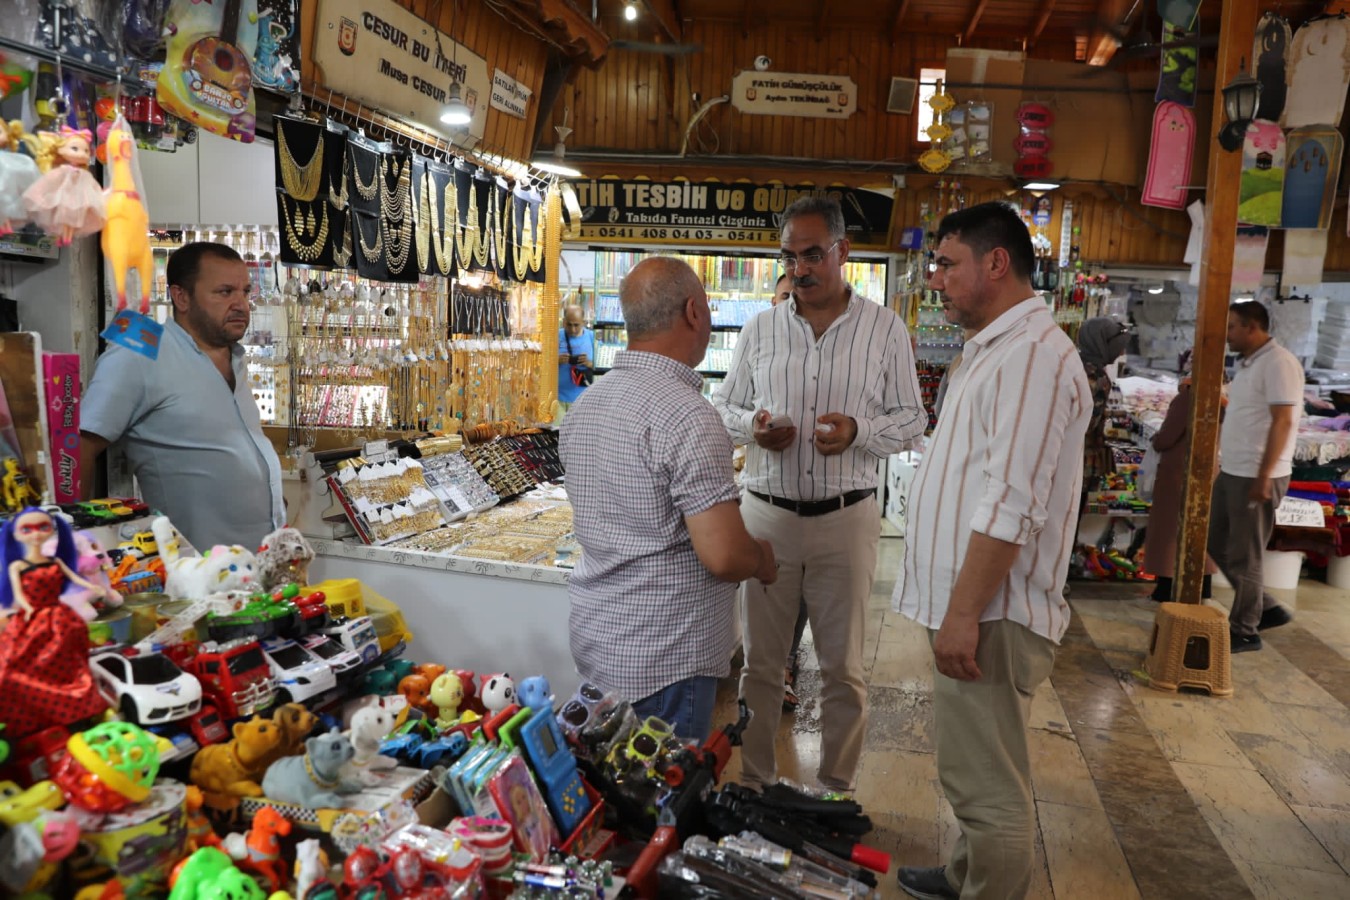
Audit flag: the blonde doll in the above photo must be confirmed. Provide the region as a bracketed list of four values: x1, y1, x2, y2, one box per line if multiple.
[0, 120, 40, 235]
[21, 126, 106, 245]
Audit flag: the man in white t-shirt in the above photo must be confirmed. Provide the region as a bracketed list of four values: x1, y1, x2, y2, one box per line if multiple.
[1210, 301, 1303, 653]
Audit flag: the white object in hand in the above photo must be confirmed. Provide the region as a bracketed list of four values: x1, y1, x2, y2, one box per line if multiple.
[815, 421, 836, 433]
[765, 414, 794, 430]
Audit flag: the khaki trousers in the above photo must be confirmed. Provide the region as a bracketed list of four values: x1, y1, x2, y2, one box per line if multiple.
[739, 492, 878, 791]
[931, 620, 1056, 900]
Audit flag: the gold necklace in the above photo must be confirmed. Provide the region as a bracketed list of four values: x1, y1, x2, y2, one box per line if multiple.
[491, 184, 509, 273]
[439, 171, 458, 274]
[329, 167, 348, 211]
[472, 178, 491, 268]
[281, 196, 329, 262]
[430, 173, 452, 276]
[355, 210, 382, 263]
[330, 171, 352, 267]
[382, 158, 412, 274]
[350, 146, 379, 201]
[510, 193, 532, 279]
[383, 157, 407, 220]
[527, 192, 544, 272]
[415, 168, 431, 274]
[277, 122, 324, 201]
[452, 172, 478, 269]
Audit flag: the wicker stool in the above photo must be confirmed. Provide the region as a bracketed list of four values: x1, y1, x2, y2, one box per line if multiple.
[1144, 602, 1233, 697]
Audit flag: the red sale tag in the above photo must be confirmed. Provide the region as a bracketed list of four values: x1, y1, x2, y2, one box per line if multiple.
[1015, 157, 1055, 179]
[1017, 103, 1055, 129]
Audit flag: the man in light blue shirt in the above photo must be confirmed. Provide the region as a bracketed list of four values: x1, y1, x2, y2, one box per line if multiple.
[81, 242, 283, 550]
[557, 304, 595, 411]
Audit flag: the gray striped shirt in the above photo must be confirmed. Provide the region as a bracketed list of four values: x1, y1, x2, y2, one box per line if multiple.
[713, 292, 927, 500]
[897, 298, 1091, 643]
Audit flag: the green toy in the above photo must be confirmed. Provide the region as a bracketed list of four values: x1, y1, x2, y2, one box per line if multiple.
[168, 847, 265, 900]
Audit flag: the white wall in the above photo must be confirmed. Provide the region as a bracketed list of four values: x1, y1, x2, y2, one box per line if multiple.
[139, 131, 278, 227]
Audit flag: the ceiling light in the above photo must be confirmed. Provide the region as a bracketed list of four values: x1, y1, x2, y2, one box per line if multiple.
[441, 83, 472, 126]
[1147, 285, 1165, 294]
[1022, 181, 1060, 191]
[624, 2, 638, 21]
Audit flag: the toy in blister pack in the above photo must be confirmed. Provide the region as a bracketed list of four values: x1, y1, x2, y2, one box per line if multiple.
[487, 752, 560, 861]
[518, 706, 591, 836]
[156, 0, 259, 143]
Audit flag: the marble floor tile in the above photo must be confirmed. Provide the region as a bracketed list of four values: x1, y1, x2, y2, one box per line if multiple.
[1036, 799, 1140, 900]
[1228, 729, 1350, 811]
[1290, 805, 1350, 874]
[1233, 861, 1350, 900]
[1028, 728, 1105, 809]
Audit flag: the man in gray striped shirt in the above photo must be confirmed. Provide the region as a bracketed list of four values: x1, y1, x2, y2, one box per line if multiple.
[714, 196, 927, 793]
[562, 256, 777, 742]
[894, 202, 1091, 900]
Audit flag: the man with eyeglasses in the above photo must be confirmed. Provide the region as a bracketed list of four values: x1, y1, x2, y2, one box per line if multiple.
[714, 196, 926, 795]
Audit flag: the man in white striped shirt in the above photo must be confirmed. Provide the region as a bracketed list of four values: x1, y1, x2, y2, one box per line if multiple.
[714, 196, 927, 793]
[893, 202, 1091, 900]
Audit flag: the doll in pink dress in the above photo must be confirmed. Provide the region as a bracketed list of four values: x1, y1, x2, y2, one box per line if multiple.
[21, 127, 106, 246]
[0, 120, 40, 235]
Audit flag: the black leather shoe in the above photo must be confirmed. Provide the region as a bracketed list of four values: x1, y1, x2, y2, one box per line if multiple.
[1258, 605, 1292, 631]
[1231, 632, 1263, 653]
[897, 866, 960, 900]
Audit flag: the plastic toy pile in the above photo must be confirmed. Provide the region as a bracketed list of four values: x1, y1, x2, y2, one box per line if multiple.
[0, 507, 892, 899]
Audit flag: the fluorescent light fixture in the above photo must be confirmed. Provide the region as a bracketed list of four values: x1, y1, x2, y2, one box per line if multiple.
[1022, 181, 1060, 191]
[441, 83, 472, 126]
[624, 2, 638, 20]
[1147, 285, 1165, 294]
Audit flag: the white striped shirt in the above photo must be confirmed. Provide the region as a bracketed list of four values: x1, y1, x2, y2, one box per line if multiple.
[896, 298, 1091, 644]
[712, 292, 927, 500]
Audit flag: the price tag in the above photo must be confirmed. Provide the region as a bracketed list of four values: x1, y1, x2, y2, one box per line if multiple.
[1275, 497, 1325, 528]
[363, 439, 392, 464]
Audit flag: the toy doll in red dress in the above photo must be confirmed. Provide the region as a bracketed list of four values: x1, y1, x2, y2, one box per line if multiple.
[21, 127, 107, 246]
[0, 508, 110, 742]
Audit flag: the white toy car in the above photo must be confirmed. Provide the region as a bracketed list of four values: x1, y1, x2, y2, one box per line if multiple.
[261, 638, 338, 705]
[321, 616, 381, 664]
[299, 634, 363, 679]
[91, 650, 202, 725]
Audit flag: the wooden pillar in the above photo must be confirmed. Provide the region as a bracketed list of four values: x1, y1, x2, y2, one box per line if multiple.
[1173, 0, 1259, 602]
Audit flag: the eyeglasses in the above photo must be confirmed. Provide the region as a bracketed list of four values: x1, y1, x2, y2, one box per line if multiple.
[780, 240, 840, 270]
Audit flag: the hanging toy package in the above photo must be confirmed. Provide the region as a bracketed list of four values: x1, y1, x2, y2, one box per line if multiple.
[99, 115, 162, 359]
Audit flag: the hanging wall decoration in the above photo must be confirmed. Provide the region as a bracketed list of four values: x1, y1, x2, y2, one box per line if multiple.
[1282, 125, 1343, 230]
[1232, 225, 1270, 293]
[252, 0, 301, 94]
[325, 121, 353, 270]
[1253, 13, 1292, 123]
[1237, 120, 1285, 227]
[1284, 228, 1329, 284]
[1155, 20, 1199, 107]
[157, 0, 259, 142]
[1157, 1, 1202, 29]
[1282, 16, 1350, 129]
[918, 82, 955, 174]
[1142, 101, 1195, 210]
[1014, 102, 1054, 180]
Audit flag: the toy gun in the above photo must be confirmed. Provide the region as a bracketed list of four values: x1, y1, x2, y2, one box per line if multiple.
[621, 700, 751, 898]
[702, 783, 889, 885]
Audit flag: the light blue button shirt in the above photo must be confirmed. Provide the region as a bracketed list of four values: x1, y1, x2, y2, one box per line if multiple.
[82, 318, 283, 551]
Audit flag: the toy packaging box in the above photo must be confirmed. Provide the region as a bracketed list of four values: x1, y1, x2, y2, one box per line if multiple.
[42, 352, 81, 503]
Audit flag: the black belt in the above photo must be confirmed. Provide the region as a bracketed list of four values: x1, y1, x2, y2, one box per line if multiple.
[749, 488, 875, 517]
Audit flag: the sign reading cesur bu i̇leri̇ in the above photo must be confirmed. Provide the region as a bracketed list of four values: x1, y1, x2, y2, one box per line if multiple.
[568, 179, 894, 248]
[312, 0, 490, 142]
[730, 70, 857, 119]
[490, 69, 532, 119]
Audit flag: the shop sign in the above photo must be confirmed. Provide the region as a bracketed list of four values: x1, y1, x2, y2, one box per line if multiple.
[1275, 496, 1325, 528]
[490, 69, 532, 119]
[312, 0, 489, 142]
[730, 71, 857, 119]
[569, 179, 893, 248]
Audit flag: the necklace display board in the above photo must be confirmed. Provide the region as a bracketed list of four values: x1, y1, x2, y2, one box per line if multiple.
[275, 116, 337, 268]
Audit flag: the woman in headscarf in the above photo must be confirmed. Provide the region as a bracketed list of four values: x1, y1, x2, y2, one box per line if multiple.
[1077, 317, 1132, 489]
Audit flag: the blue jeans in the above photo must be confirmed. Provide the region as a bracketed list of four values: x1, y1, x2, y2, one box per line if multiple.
[633, 676, 718, 743]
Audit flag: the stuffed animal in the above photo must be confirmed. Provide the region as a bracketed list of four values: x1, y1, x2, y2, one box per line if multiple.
[480, 673, 515, 715]
[517, 675, 552, 713]
[253, 702, 318, 773]
[190, 717, 284, 800]
[261, 731, 358, 809]
[153, 516, 258, 601]
[429, 673, 464, 729]
[255, 527, 315, 593]
[343, 704, 399, 784]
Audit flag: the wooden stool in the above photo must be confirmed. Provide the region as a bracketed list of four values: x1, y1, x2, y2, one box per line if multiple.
[1144, 602, 1233, 697]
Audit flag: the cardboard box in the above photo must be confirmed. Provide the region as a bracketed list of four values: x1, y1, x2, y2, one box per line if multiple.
[43, 352, 81, 503]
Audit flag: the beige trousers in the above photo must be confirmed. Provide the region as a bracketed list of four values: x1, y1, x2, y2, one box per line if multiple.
[739, 492, 878, 791]
[931, 619, 1057, 900]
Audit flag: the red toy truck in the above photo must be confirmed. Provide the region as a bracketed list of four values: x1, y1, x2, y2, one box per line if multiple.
[166, 639, 276, 720]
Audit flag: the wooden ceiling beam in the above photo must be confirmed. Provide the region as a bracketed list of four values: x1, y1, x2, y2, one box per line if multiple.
[642, 0, 683, 43]
[1027, 0, 1059, 49]
[964, 0, 990, 44]
[1086, 0, 1135, 66]
[889, 0, 911, 44]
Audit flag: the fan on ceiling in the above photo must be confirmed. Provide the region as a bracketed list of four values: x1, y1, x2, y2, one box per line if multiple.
[1077, 0, 1218, 75]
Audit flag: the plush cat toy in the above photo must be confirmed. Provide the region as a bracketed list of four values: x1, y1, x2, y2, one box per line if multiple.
[151, 516, 258, 601]
[255, 527, 315, 592]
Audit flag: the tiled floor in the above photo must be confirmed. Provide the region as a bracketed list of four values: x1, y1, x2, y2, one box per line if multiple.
[713, 538, 1350, 899]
